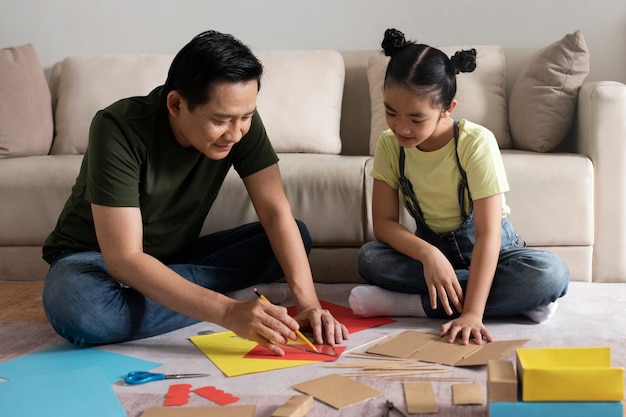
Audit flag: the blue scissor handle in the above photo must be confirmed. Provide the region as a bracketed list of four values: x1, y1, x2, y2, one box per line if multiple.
[125, 371, 165, 385]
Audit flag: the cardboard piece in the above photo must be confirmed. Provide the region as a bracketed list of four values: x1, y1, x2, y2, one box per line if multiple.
[403, 381, 438, 414]
[489, 400, 624, 417]
[291, 374, 381, 409]
[141, 405, 256, 417]
[487, 360, 517, 403]
[271, 395, 314, 417]
[516, 347, 624, 401]
[452, 383, 483, 405]
[367, 330, 528, 366]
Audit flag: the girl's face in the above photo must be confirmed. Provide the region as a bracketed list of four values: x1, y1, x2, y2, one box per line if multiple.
[383, 85, 454, 150]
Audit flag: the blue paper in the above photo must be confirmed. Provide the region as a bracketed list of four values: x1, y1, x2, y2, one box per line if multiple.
[490, 400, 624, 417]
[0, 367, 126, 417]
[0, 344, 161, 383]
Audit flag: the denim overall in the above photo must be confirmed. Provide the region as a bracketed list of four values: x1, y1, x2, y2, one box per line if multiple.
[358, 121, 569, 319]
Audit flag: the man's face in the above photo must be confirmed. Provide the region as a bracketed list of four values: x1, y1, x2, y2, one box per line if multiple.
[167, 80, 258, 160]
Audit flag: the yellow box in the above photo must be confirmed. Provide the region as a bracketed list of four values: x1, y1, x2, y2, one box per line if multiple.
[516, 347, 624, 401]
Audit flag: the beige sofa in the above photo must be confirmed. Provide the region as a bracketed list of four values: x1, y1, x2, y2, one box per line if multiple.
[1, 39, 625, 284]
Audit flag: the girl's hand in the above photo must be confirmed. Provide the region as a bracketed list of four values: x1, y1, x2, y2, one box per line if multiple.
[440, 313, 493, 345]
[422, 247, 464, 315]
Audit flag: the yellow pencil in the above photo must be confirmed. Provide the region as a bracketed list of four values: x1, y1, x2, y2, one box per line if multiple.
[253, 288, 319, 353]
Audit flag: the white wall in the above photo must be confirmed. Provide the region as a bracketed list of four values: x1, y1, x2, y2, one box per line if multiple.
[2, 0, 625, 83]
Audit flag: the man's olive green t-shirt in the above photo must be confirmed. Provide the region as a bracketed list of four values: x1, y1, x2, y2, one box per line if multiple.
[43, 86, 278, 264]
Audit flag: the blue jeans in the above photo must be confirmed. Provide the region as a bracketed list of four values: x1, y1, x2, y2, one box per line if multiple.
[43, 221, 312, 346]
[358, 215, 569, 319]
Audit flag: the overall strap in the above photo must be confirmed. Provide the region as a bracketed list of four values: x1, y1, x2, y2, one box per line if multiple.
[453, 120, 472, 221]
[399, 147, 424, 222]
[398, 120, 472, 226]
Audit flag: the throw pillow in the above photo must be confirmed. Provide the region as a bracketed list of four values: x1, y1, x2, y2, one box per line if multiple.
[52, 50, 344, 155]
[52, 55, 174, 155]
[367, 44, 511, 155]
[255, 50, 344, 154]
[508, 30, 590, 152]
[0, 43, 53, 158]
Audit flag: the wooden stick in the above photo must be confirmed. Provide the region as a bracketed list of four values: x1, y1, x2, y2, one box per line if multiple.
[387, 376, 471, 381]
[324, 360, 415, 368]
[343, 369, 450, 377]
[342, 335, 390, 354]
[345, 353, 409, 361]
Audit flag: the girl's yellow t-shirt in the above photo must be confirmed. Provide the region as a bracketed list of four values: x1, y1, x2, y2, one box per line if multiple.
[371, 119, 510, 234]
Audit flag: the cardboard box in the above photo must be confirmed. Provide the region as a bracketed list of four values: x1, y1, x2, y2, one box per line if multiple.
[516, 347, 624, 401]
[487, 360, 517, 403]
[489, 400, 623, 417]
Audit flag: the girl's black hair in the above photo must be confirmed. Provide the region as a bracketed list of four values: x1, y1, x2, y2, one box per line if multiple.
[164, 30, 263, 111]
[382, 28, 477, 109]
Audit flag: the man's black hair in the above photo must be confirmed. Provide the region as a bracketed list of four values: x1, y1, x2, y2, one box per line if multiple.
[164, 30, 263, 111]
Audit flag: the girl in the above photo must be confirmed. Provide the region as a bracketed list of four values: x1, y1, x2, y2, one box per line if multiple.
[349, 29, 569, 345]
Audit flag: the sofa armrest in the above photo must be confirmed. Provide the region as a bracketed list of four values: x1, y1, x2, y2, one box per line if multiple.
[577, 81, 626, 282]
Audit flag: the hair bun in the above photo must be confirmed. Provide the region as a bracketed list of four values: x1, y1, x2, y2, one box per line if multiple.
[451, 48, 477, 73]
[382, 28, 408, 57]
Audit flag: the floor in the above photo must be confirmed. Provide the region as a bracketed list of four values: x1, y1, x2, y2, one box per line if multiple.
[1, 281, 625, 416]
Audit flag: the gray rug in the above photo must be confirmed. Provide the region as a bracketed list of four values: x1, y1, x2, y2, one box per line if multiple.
[1, 281, 625, 416]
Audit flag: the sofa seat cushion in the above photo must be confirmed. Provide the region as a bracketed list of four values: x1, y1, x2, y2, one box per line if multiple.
[0, 155, 83, 244]
[364, 151, 593, 248]
[51, 50, 344, 156]
[367, 44, 511, 155]
[202, 154, 371, 246]
[501, 150, 593, 247]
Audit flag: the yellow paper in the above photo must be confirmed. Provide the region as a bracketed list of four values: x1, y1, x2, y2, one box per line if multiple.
[190, 331, 319, 377]
[516, 347, 624, 401]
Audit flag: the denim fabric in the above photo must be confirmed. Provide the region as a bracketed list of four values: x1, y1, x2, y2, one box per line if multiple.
[42, 221, 312, 346]
[358, 214, 569, 319]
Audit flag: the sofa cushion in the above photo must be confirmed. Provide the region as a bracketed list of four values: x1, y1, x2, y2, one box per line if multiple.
[508, 31, 589, 152]
[367, 44, 511, 155]
[0, 44, 53, 158]
[255, 50, 344, 154]
[51, 55, 173, 155]
[51, 50, 344, 155]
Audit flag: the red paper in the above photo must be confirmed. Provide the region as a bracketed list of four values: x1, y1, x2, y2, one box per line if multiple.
[192, 386, 239, 406]
[244, 344, 346, 361]
[164, 384, 191, 406]
[287, 300, 395, 333]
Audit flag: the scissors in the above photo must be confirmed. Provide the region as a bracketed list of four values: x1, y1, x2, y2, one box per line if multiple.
[124, 371, 209, 385]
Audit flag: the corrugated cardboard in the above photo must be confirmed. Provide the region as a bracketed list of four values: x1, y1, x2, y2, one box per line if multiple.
[487, 360, 517, 403]
[366, 330, 528, 366]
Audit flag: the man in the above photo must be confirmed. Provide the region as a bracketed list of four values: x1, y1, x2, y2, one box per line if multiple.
[42, 30, 348, 355]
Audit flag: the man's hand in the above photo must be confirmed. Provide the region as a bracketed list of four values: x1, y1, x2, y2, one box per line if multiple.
[223, 298, 303, 356]
[295, 307, 349, 346]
